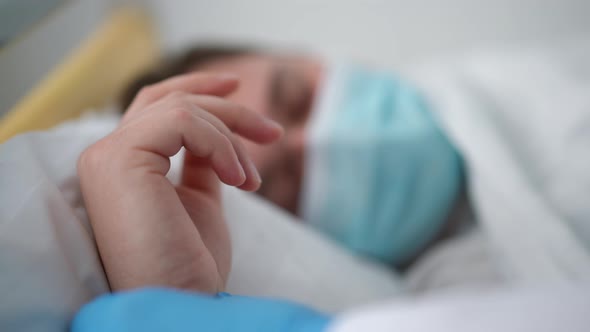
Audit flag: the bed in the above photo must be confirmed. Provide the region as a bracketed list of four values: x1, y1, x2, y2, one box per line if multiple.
[1, 3, 589, 332]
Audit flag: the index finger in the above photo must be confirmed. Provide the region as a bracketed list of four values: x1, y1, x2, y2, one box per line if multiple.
[126, 72, 239, 117]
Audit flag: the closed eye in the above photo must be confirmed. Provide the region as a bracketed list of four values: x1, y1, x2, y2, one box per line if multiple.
[271, 66, 313, 126]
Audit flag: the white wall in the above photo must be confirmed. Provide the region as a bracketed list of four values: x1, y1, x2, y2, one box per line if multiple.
[146, 0, 590, 66]
[2, 0, 588, 115]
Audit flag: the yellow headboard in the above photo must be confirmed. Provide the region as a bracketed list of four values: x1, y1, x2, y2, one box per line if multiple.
[0, 7, 160, 143]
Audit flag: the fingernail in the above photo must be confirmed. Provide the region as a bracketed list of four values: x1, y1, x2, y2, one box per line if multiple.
[250, 159, 262, 185]
[263, 117, 284, 132]
[237, 163, 247, 184]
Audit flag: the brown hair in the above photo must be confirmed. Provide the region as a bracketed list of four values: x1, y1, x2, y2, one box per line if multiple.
[119, 43, 257, 110]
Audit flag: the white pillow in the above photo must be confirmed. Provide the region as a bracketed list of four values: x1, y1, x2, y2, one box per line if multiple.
[223, 186, 403, 311]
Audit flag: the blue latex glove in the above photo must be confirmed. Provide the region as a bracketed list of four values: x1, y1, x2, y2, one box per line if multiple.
[71, 288, 332, 332]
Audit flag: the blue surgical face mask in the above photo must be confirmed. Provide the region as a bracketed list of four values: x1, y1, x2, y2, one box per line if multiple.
[299, 63, 463, 265]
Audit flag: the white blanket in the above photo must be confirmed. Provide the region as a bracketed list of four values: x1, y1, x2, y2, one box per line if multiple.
[328, 283, 590, 332]
[406, 44, 590, 283]
[0, 113, 401, 332]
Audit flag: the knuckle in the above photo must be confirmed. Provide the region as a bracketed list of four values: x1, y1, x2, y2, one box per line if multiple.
[77, 140, 108, 172]
[170, 107, 193, 121]
[166, 90, 187, 100]
[136, 85, 158, 102]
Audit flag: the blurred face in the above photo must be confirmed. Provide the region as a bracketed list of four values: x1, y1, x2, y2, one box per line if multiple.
[196, 54, 323, 215]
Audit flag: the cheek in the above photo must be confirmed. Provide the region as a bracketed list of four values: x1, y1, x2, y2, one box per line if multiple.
[266, 175, 297, 210]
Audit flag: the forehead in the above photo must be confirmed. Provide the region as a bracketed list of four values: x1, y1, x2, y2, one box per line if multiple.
[194, 54, 320, 113]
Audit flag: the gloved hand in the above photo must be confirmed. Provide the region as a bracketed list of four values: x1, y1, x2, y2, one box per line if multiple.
[71, 288, 331, 332]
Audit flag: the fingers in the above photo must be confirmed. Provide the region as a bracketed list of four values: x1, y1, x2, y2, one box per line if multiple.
[125, 72, 240, 119]
[180, 93, 283, 191]
[119, 76, 284, 191]
[185, 94, 283, 144]
[123, 71, 282, 144]
[181, 116, 246, 187]
[121, 100, 249, 188]
[196, 110, 262, 191]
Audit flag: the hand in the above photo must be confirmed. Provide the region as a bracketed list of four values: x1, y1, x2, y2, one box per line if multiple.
[72, 288, 331, 332]
[78, 73, 283, 293]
